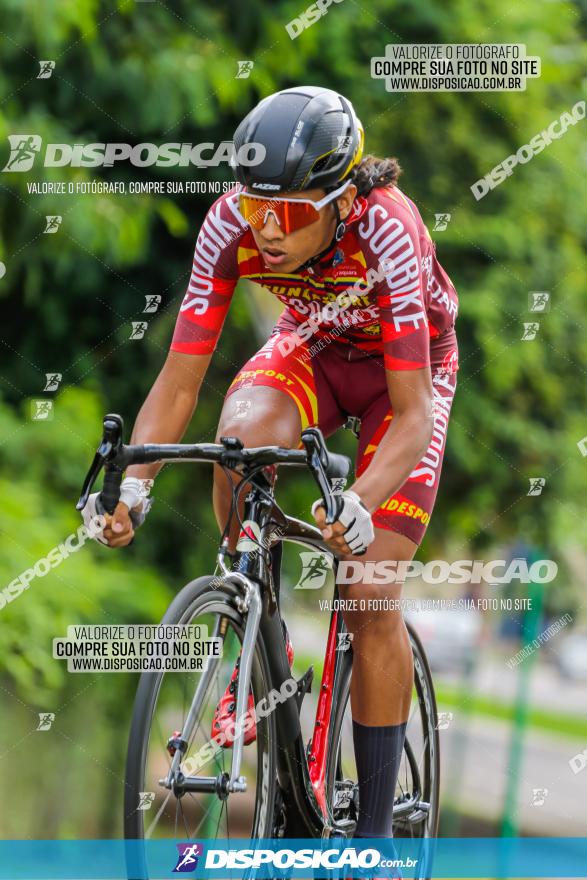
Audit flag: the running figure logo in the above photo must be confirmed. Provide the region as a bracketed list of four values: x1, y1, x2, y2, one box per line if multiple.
[143, 294, 161, 313]
[44, 216, 62, 234]
[31, 400, 54, 421]
[44, 373, 62, 392]
[3, 135, 42, 172]
[527, 477, 545, 496]
[137, 792, 155, 810]
[335, 135, 352, 153]
[236, 61, 253, 78]
[337, 632, 354, 652]
[172, 843, 203, 873]
[37, 61, 55, 79]
[37, 713, 55, 731]
[433, 213, 451, 231]
[521, 322, 539, 341]
[294, 551, 330, 590]
[130, 321, 148, 340]
[528, 291, 550, 312]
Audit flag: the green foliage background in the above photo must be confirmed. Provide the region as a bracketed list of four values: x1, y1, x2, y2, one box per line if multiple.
[0, 0, 586, 837]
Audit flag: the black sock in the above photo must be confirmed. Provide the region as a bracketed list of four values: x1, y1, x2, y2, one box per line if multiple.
[352, 719, 407, 839]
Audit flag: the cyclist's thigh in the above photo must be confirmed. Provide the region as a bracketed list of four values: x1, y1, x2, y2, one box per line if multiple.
[218, 384, 302, 448]
[356, 329, 459, 547]
[220, 315, 344, 443]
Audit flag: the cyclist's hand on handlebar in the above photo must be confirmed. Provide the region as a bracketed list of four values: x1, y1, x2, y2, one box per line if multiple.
[312, 503, 352, 554]
[102, 502, 135, 548]
[311, 490, 375, 556]
[80, 492, 109, 546]
[80, 492, 135, 548]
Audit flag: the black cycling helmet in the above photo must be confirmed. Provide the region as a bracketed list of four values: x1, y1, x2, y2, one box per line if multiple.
[232, 85, 364, 193]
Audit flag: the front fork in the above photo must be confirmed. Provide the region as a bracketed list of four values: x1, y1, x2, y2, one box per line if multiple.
[163, 478, 276, 797]
[162, 574, 263, 797]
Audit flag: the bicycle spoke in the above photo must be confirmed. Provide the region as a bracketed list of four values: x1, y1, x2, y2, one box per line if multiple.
[177, 795, 190, 838]
[214, 796, 227, 839]
[144, 788, 174, 839]
[153, 715, 172, 770]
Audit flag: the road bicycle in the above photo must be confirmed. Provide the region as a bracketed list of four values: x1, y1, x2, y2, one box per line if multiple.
[77, 414, 440, 877]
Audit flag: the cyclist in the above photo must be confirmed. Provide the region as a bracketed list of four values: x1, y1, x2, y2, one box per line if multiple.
[83, 86, 459, 845]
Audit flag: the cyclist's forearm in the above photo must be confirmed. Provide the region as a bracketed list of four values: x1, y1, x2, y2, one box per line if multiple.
[350, 411, 433, 513]
[125, 352, 211, 481]
[125, 391, 196, 480]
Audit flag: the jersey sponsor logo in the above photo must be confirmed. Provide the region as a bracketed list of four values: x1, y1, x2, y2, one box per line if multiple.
[439, 348, 458, 375]
[181, 194, 245, 316]
[357, 203, 427, 332]
[380, 495, 430, 524]
[409, 376, 455, 487]
[421, 254, 458, 321]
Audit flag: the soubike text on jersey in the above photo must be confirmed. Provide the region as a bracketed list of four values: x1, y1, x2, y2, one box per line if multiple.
[175, 184, 459, 358]
[228, 189, 457, 340]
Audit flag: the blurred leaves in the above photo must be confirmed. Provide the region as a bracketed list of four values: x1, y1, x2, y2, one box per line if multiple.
[0, 391, 171, 705]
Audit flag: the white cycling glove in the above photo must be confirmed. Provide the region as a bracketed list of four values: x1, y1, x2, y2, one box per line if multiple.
[117, 477, 154, 527]
[81, 478, 154, 545]
[80, 493, 109, 546]
[312, 489, 375, 555]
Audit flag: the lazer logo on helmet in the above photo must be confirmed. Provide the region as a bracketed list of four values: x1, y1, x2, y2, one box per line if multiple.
[251, 182, 281, 190]
[2, 137, 266, 171]
[286, 0, 346, 40]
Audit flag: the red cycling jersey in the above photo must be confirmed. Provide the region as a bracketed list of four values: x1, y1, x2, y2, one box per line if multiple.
[171, 184, 459, 371]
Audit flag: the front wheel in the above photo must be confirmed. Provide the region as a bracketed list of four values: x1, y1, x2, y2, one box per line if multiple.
[124, 575, 278, 846]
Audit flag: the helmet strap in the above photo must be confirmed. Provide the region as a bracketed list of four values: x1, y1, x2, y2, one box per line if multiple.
[298, 199, 345, 273]
[333, 198, 346, 241]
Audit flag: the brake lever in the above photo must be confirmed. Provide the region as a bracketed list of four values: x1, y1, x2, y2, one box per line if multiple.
[75, 414, 125, 511]
[76, 451, 105, 511]
[301, 429, 340, 525]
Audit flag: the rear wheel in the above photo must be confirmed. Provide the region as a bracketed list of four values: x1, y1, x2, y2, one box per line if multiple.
[326, 622, 439, 876]
[124, 576, 278, 848]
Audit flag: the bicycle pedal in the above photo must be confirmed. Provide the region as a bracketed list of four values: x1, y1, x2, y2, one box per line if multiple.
[295, 666, 314, 710]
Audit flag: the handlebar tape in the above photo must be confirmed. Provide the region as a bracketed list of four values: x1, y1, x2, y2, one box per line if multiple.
[99, 468, 123, 515]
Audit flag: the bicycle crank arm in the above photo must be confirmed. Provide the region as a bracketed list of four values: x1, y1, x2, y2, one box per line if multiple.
[392, 795, 430, 821]
[406, 800, 431, 823]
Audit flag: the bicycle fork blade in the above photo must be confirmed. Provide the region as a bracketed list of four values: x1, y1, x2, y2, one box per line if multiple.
[229, 578, 262, 791]
[166, 618, 225, 780]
